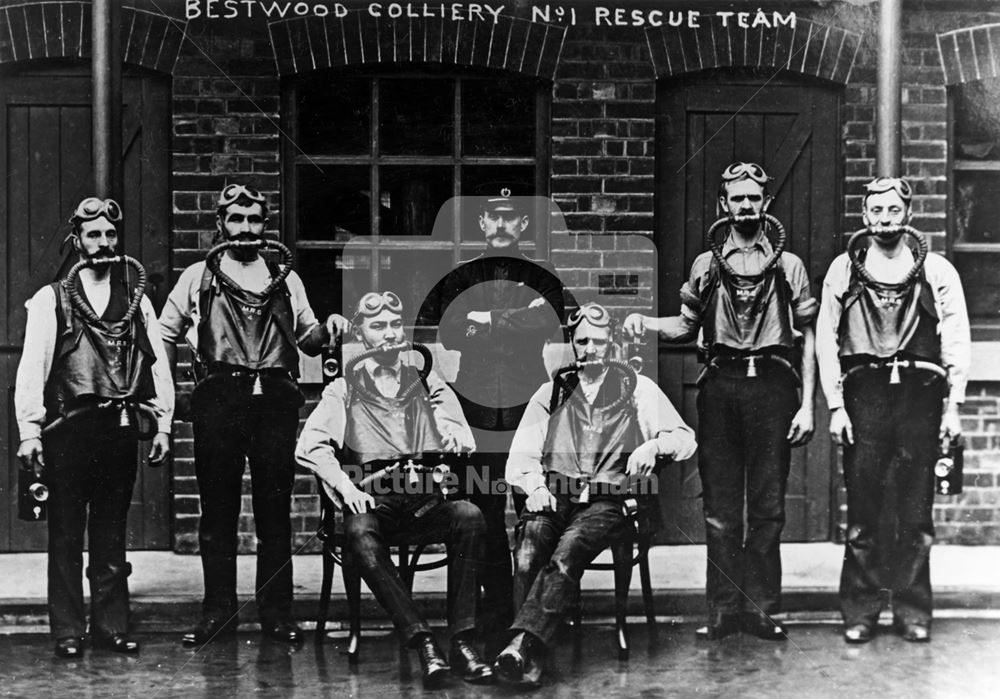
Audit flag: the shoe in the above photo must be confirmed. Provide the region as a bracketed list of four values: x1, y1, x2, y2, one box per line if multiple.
[54, 636, 84, 659]
[450, 635, 494, 684]
[493, 632, 527, 684]
[896, 622, 930, 643]
[695, 612, 741, 640]
[182, 616, 238, 646]
[493, 632, 544, 688]
[413, 633, 450, 687]
[844, 623, 873, 644]
[261, 620, 303, 644]
[92, 633, 140, 654]
[742, 614, 788, 641]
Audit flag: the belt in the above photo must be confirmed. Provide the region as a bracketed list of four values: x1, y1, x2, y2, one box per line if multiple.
[42, 399, 157, 439]
[842, 356, 947, 385]
[699, 352, 799, 383]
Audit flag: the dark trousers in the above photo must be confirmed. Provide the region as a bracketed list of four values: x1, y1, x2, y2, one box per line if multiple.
[697, 364, 798, 617]
[44, 415, 139, 639]
[467, 450, 515, 630]
[192, 379, 300, 623]
[510, 499, 627, 646]
[841, 372, 943, 627]
[343, 496, 485, 644]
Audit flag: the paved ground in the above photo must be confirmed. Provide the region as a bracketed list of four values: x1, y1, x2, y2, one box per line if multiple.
[2, 618, 999, 698]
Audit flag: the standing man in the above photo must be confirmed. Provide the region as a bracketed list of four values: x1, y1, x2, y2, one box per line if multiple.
[417, 188, 566, 635]
[159, 183, 335, 645]
[297, 291, 492, 686]
[496, 303, 696, 688]
[15, 197, 173, 658]
[816, 177, 969, 644]
[624, 162, 817, 640]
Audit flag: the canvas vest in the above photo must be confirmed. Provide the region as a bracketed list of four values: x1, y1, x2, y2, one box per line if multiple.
[44, 273, 156, 420]
[197, 261, 299, 375]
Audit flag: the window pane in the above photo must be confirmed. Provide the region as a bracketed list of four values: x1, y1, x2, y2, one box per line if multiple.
[379, 78, 454, 155]
[297, 165, 373, 239]
[296, 76, 370, 155]
[379, 249, 455, 324]
[460, 165, 537, 242]
[461, 77, 536, 157]
[297, 250, 371, 322]
[379, 165, 453, 237]
[956, 171, 1000, 244]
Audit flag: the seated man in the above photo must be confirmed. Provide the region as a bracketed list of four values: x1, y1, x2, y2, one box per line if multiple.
[295, 291, 493, 687]
[494, 303, 697, 688]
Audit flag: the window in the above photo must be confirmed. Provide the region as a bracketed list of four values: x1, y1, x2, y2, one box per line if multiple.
[282, 68, 550, 335]
[950, 77, 1000, 334]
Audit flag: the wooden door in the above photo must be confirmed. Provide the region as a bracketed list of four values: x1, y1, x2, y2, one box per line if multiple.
[654, 70, 840, 545]
[0, 67, 171, 551]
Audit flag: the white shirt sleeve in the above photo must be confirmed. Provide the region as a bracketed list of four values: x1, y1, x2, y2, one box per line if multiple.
[816, 254, 850, 410]
[283, 270, 321, 343]
[295, 379, 354, 507]
[504, 383, 553, 494]
[14, 286, 58, 442]
[158, 263, 201, 346]
[141, 295, 175, 433]
[633, 374, 697, 460]
[926, 254, 971, 406]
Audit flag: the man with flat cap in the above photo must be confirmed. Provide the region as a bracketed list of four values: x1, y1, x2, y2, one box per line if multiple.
[417, 187, 567, 637]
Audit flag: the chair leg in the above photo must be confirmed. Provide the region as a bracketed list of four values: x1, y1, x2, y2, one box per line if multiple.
[611, 538, 633, 662]
[342, 547, 362, 664]
[638, 537, 656, 629]
[315, 542, 337, 644]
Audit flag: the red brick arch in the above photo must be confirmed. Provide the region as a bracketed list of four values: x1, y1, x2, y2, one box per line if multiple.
[267, 10, 566, 79]
[0, 2, 186, 73]
[938, 24, 1000, 85]
[645, 14, 863, 83]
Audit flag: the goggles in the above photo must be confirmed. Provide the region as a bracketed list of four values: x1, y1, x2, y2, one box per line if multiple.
[863, 177, 912, 203]
[70, 197, 122, 224]
[218, 183, 266, 208]
[568, 303, 612, 330]
[353, 291, 403, 322]
[721, 162, 771, 184]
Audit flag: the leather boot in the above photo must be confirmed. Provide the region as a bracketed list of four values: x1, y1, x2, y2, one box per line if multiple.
[412, 633, 450, 687]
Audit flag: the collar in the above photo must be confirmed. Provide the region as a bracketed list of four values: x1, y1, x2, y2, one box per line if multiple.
[722, 228, 773, 257]
[362, 356, 402, 380]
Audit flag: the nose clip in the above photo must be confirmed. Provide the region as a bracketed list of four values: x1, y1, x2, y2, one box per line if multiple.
[746, 356, 758, 378]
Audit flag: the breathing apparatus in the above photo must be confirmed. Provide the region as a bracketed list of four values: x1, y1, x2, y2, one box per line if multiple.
[343, 341, 454, 495]
[55, 253, 156, 436]
[843, 223, 936, 386]
[200, 236, 294, 396]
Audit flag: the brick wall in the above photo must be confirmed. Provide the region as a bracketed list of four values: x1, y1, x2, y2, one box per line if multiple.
[939, 385, 1000, 544]
[158, 3, 1000, 551]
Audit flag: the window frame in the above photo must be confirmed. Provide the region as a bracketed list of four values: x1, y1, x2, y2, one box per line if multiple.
[280, 66, 552, 295]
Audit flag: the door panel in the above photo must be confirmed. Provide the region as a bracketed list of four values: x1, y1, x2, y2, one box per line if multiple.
[0, 69, 171, 551]
[655, 72, 840, 544]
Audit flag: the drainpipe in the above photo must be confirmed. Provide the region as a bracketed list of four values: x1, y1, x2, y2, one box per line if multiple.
[92, 0, 122, 202]
[876, 0, 902, 177]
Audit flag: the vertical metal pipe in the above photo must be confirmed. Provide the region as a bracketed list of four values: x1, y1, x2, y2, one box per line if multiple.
[876, 0, 903, 177]
[91, 0, 122, 201]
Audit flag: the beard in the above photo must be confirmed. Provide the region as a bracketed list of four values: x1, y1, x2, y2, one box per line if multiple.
[730, 211, 763, 233]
